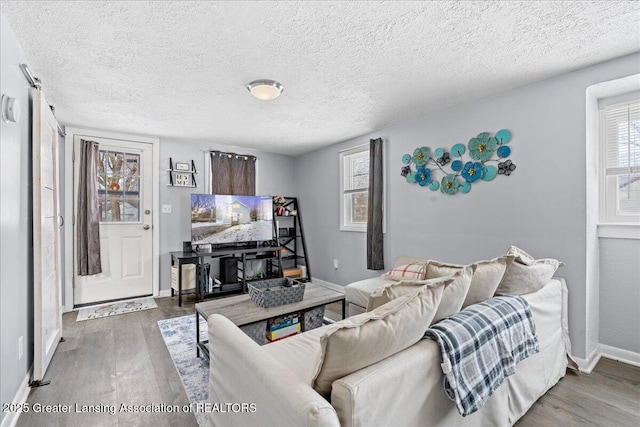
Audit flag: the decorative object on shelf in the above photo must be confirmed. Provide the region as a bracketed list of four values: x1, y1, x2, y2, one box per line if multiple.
[175, 162, 191, 171]
[168, 157, 197, 187]
[400, 129, 515, 195]
[174, 172, 191, 186]
[274, 195, 286, 216]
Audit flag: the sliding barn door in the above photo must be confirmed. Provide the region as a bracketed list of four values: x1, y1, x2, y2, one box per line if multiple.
[32, 89, 62, 382]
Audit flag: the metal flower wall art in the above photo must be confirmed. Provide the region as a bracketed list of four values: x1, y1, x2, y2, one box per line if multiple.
[400, 129, 515, 195]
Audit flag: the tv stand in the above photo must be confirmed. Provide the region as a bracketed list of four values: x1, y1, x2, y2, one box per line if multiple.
[169, 246, 283, 306]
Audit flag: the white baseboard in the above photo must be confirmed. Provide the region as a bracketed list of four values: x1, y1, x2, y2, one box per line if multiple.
[573, 344, 640, 373]
[310, 277, 344, 293]
[0, 372, 30, 427]
[573, 350, 601, 374]
[157, 289, 172, 298]
[600, 344, 640, 367]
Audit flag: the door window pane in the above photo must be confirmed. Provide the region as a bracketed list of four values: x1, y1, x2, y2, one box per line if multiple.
[105, 196, 124, 222]
[123, 197, 140, 222]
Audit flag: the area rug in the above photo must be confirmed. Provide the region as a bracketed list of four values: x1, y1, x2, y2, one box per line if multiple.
[158, 314, 209, 426]
[76, 296, 158, 321]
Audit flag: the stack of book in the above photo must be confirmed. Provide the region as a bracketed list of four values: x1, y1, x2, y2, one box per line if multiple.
[266, 312, 302, 342]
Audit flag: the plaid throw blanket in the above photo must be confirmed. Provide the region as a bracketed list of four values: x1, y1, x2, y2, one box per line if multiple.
[425, 295, 539, 416]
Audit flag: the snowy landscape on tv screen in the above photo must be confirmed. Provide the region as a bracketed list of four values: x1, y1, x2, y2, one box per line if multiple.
[191, 194, 273, 245]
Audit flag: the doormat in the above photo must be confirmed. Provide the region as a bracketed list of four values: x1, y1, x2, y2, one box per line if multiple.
[76, 297, 158, 321]
[157, 315, 209, 426]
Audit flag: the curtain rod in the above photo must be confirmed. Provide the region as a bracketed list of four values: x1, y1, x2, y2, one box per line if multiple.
[210, 150, 258, 161]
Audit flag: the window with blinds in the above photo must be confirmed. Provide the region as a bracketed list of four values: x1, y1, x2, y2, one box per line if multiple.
[339, 145, 369, 231]
[600, 101, 640, 222]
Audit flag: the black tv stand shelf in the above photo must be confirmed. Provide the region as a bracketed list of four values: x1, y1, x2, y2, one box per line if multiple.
[169, 246, 282, 306]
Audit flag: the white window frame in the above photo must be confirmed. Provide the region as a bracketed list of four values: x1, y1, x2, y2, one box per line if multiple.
[339, 144, 370, 232]
[598, 99, 640, 239]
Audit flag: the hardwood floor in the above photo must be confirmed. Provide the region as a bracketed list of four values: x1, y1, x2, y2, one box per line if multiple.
[18, 295, 199, 427]
[516, 357, 640, 427]
[17, 296, 639, 426]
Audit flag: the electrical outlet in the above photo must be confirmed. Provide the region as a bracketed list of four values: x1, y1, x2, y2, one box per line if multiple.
[18, 336, 23, 360]
[333, 259, 339, 269]
[162, 204, 172, 214]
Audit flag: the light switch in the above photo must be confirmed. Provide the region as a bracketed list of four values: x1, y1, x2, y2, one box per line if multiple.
[162, 204, 172, 214]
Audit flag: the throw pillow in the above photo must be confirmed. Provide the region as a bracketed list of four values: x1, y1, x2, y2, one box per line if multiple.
[424, 259, 463, 279]
[382, 262, 427, 281]
[366, 276, 455, 311]
[394, 256, 430, 268]
[495, 246, 564, 295]
[505, 245, 535, 263]
[431, 264, 475, 324]
[312, 282, 447, 397]
[461, 255, 515, 308]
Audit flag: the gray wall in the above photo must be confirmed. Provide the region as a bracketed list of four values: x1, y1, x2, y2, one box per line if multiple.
[159, 138, 296, 292]
[295, 53, 640, 359]
[1, 15, 34, 424]
[599, 238, 640, 353]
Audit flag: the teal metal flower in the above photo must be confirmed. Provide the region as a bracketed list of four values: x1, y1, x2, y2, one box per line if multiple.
[468, 132, 497, 161]
[440, 174, 460, 195]
[414, 166, 432, 186]
[412, 147, 430, 166]
[461, 161, 483, 183]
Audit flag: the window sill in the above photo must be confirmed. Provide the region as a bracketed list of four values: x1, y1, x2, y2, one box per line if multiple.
[597, 223, 640, 239]
[340, 225, 367, 233]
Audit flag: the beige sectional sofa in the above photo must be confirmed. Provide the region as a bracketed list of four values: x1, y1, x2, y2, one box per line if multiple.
[206, 252, 574, 427]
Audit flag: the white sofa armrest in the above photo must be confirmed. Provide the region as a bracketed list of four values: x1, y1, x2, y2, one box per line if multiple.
[207, 314, 340, 427]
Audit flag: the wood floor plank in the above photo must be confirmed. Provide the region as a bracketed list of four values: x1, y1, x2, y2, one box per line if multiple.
[137, 307, 198, 426]
[112, 311, 170, 427]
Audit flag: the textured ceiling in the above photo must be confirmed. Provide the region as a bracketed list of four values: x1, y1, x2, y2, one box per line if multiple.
[2, 1, 639, 156]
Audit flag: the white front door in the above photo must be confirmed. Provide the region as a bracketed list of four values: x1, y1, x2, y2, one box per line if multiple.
[73, 136, 153, 305]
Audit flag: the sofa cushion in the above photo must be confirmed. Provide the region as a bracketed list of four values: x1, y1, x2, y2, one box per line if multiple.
[383, 262, 427, 281]
[462, 255, 515, 308]
[496, 246, 564, 296]
[432, 265, 475, 323]
[312, 282, 447, 397]
[345, 276, 396, 309]
[262, 325, 327, 386]
[425, 259, 463, 279]
[366, 276, 455, 311]
[394, 256, 430, 267]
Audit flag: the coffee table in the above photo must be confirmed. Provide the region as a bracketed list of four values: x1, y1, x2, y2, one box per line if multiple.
[195, 282, 345, 361]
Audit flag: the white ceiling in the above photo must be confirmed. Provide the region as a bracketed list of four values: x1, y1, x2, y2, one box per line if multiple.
[2, 1, 639, 156]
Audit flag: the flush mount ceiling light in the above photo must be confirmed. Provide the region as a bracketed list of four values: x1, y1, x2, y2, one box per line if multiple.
[246, 79, 284, 101]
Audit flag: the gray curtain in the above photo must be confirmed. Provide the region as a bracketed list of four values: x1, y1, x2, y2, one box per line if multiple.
[77, 139, 102, 276]
[367, 138, 384, 270]
[210, 151, 256, 195]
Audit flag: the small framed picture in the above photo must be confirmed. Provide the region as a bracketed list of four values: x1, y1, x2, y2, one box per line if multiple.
[174, 173, 191, 186]
[175, 162, 190, 171]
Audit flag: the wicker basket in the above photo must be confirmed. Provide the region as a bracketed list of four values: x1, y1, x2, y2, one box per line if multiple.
[248, 278, 306, 308]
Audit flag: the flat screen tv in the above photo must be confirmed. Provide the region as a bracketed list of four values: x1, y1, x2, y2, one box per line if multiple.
[191, 194, 274, 246]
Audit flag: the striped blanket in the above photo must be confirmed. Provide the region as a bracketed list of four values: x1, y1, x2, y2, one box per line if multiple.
[425, 295, 539, 416]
